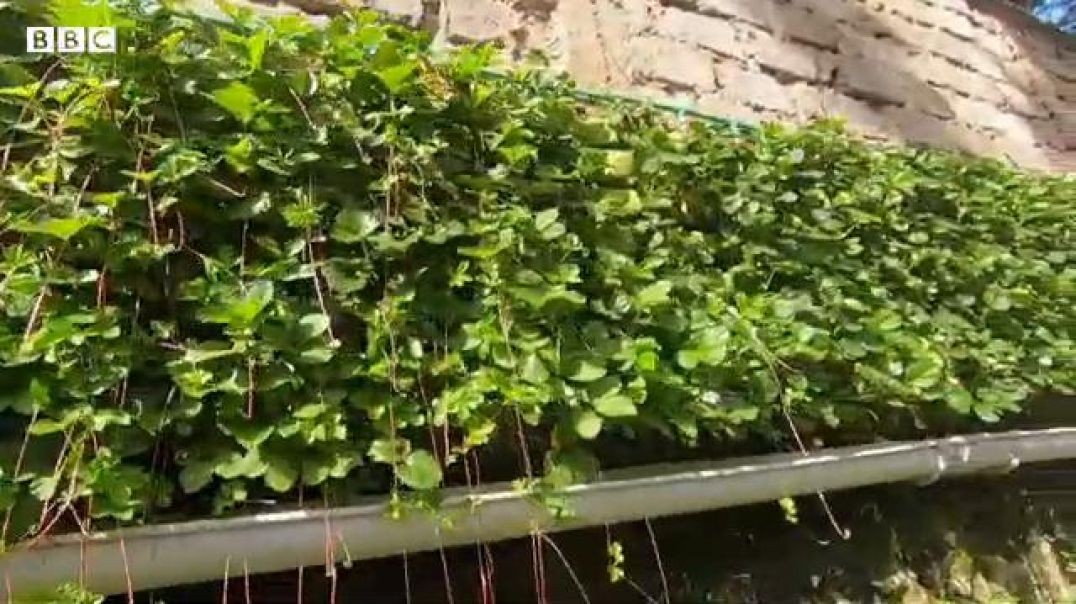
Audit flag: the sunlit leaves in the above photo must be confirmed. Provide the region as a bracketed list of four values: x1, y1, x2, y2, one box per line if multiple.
[564, 358, 607, 383]
[396, 450, 443, 490]
[331, 207, 380, 243]
[198, 281, 274, 329]
[0, 0, 1071, 535]
[12, 215, 104, 240]
[210, 82, 261, 125]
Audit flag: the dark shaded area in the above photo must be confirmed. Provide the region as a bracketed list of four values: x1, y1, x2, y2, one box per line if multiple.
[117, 470, 1073, 603]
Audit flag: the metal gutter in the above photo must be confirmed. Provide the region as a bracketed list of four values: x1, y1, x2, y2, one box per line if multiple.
[3, 428, 1076, 598]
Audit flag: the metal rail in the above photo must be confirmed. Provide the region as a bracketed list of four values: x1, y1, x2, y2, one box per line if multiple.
[3, 428, 1075, 598]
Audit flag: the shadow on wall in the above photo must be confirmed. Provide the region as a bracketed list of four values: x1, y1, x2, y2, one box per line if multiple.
[968, 0, 1076, 171]
[645, 0, 1074, 171]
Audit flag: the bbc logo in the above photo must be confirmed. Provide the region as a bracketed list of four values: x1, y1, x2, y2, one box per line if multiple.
[26, 27, 117, 54]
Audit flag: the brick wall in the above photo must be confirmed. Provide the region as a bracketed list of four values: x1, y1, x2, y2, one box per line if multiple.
[226, 0, 1075, 171]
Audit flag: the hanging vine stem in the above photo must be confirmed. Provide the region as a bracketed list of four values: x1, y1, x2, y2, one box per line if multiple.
[1, 407, 39, 544]
[322, 489, 338, 604]
[295, 486, 305, 604]
[220, 556, 231, 604]
[536, 533, 591, 604]
[463, 450, 496, 604]
[242, 559, 251, 604]
[305, 180, 337, 347]
[643, 517, 671, 604]
[402, 550, 413, 604]
[133, 115, 160, 246]
[28, 432, 84, 547]
[750, 328, 850, 541]
[780, 404, 851, 541]
[496, 299, 549, 604]
[0, 59, 63, 174]
[604, 523, 659, 604]
[119, 537, 134, 604]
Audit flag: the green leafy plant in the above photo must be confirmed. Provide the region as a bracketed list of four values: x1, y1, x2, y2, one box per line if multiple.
[0, 0, 1072, 545]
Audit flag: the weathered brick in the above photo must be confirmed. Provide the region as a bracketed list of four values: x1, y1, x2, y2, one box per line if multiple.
[834, 54, 951, 120]
[996, 82, 1051, 119]
[818, 90, 893, 138]
[941, 93, 1022, 134]
[667, 0, 837, 50]
[927, 30, 1006, 80]
[697, 91, 775, 123]
[919, 54, 1005, 103]
[1036, 55, 1076, 85]
[836, 25, 926, 74]
[714, 62, 795, 113]
[682, 0, 776, 29]
[742, 28, 836, 82]
[629, 36, 718, 92]
[835, 56, 906, 106]
[1043, 148, 1076, 172]
[367, 0, 424, 24]
[904, 2, 980, 42]
[656, 6, 743, 59]
[879, 106, 967, 150]
[774, 9, 842, 50]
[444, 0, 519, 42]
[862, 7, 937, 46]
[788, 82, 825, 119]
[557, 0, 650, 88]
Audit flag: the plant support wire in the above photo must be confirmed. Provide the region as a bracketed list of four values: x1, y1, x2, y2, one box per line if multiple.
[2, 428, 1075, 598]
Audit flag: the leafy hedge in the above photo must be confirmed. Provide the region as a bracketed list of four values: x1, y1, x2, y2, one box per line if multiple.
[0, 0, 1073, 539]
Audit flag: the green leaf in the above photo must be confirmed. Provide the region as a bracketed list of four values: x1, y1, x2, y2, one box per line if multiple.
[573, 410, 603, 439]
[215, 450, 267, 480]
[396, 450, 442, 490]
[592, 394, 636, 418]
[521, 354, 550, 384]
[369, 438, 410, 464]
[13, 215, 104, 240]
[156, 149, 206, 184]
[199, 281, 274, 327]
[565, 358, 607, 383]
[293, 403, 326, 419]
[247, 29, 270, 69]
[219, 417, 274, 449]
[677, 326, 729, 369]
[298, 347, 334, 364]
[376, 63, 415, 93]
[534, 208, 559, 232]
[906, 353, 943, 390]
[179, 460, 216, 493]
[182, 342, 241, 365]
[28, 418, 68, 435]
[943, 386, 974, 414]
[635, 281, 672, 309]
[225, 136, 255, 173]
[49, 0, 133, 27]
[264, 456, 298, 492]
[210, 82, 260, 124]
[331, 208, 379, 243]
[984, 286, 1012, 311]
[298, 314, 330, 340]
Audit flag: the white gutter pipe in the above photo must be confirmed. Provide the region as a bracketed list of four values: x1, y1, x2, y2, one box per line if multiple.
[3, 427, 1075, 598]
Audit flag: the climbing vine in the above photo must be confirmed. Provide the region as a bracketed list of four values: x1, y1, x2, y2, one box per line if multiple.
[0, 0, 1073, 543]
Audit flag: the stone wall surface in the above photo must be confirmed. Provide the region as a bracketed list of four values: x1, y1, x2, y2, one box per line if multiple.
[219, 0, 1075, 171]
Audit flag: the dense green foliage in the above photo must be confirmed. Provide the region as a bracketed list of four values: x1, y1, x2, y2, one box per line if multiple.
[0, 0, 1073, 541]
